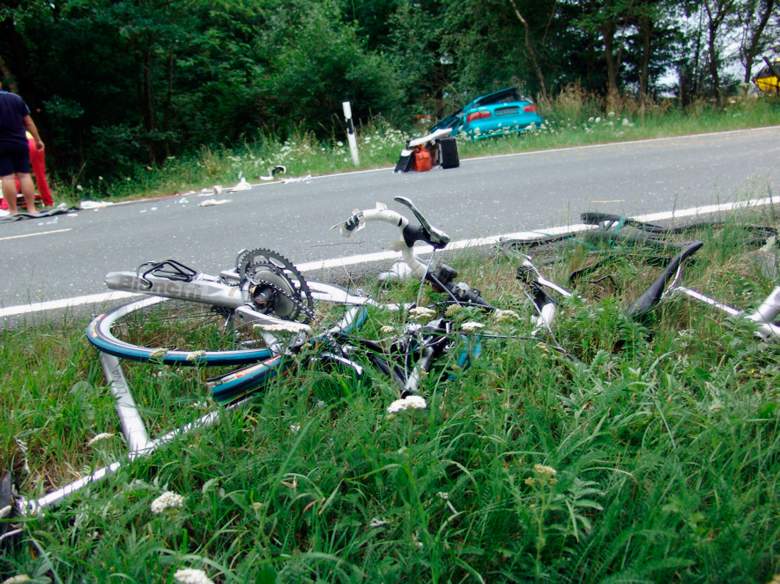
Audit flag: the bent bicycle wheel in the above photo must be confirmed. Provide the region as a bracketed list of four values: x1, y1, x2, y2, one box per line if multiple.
[86, 296, 279, 365]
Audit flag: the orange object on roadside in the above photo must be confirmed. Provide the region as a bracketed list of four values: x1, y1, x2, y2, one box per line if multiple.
[413, 146, 432, 172]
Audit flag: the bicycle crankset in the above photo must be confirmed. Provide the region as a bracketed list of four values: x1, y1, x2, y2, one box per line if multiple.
[237, 248, 314, 323]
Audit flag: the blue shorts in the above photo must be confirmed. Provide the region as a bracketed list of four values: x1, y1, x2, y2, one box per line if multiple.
[0, 143, 31, 176]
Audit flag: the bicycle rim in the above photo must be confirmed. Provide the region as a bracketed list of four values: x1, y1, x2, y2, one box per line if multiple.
[86, 296, 277, 365]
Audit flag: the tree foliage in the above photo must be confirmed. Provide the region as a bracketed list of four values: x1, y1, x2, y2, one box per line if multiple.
[0, 0, 774, 180]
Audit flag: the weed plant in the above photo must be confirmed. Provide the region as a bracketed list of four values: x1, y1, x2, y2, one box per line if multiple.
[1, 209, 778, 582]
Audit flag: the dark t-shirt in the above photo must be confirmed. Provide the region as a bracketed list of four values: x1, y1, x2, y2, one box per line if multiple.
[0, 90, 31, 148]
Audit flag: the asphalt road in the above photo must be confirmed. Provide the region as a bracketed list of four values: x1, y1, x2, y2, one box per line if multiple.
[1, 126, 779, 308]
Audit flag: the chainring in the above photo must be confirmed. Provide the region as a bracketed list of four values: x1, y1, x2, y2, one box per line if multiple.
[237, 248, 314, 323]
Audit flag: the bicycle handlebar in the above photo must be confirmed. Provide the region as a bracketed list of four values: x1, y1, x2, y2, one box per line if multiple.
[338, 197, 451, 278]
[339, 197, 450, 249]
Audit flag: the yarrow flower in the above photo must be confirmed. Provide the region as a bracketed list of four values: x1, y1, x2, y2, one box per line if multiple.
[387, 395, 427, 413]
[460, 321, 484, 332]
[380, 325, 395, 334]
[528, 463, 558, 487]
[534, 464, 557, 478]
[150, 491, 184, 514]
[408, 306, 436, 320]
[173, 568, 214, 584]
[493, 309, 520, 323]
[444, 304, 462, 317]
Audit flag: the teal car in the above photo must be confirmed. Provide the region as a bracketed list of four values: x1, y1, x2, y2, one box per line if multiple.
[430, 87, 543, 140]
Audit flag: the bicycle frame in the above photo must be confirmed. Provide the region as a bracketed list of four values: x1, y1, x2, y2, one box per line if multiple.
[515, 237, 780, 342]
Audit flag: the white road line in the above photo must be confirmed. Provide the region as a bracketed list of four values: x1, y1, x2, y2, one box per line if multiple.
[0, 291, 138, 318]
[0, 228, 72, 242]
[0, 196, 776, 319]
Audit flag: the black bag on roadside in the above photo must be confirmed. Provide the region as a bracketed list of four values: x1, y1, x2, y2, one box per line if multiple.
[437, 137, 460, 169]
[395, 148, 414, 173]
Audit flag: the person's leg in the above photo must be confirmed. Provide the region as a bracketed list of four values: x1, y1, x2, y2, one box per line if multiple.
[17, 173, 37, 214]
[1, 174, 18, 214]
[9, 144, 35, 214]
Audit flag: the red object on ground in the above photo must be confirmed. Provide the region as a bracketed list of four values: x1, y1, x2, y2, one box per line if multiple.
[413, 146, 432, 172]
[29, 138, 53, 206]
[0, 138, 53, 209]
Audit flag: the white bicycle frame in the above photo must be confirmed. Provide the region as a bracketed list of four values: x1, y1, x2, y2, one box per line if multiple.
[518, 254, 780, 342]
[11, 204, 449, 520]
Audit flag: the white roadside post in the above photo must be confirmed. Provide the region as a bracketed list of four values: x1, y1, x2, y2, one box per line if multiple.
[342, 101, 360, 166]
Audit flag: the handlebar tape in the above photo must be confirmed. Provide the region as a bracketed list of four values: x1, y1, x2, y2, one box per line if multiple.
[627, 240, 703, 319]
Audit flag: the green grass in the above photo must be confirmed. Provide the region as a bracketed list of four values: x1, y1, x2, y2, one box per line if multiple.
[53, 97, 780, 207]
[1, 209, 779, 582]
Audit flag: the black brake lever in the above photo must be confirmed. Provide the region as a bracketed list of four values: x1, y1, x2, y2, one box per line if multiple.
[394, 196, 450, 248]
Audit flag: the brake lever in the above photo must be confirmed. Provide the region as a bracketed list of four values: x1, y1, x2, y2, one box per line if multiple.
[394, 196, 450, 248]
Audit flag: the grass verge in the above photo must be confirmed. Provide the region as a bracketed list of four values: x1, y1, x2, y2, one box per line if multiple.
[1, 208, 778, 582]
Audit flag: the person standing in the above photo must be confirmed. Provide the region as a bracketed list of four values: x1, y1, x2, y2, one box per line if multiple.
[0, 81, 44, 215]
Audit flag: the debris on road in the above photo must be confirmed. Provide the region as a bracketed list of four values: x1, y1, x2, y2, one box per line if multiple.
[229, 176, 252, 192]
[283, 174, 312, 184]
[198, 198, 232, 207]
[260, 165, 286, 181]
[80, 200, 114, 210]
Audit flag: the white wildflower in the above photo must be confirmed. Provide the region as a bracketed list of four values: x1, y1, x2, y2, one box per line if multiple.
[185, 350, 206, 362]
[316, 400, 327, 409]
[380, 325, 395, 334]
[87, 432, 115, 447]
[595, 116, 602, 123]
[369, 517, 388, 528]
[150, 491, 184, 514]
[173, 568, 214, 584]
[387, 395, 427, 414]
[533, 464, 557, 478]
[444, 304, 462, 318]
[460, 321, 484, 332]
[289, 423, 301, 433]
[408, 306, 436, 320]
[493, 309, 520, 323]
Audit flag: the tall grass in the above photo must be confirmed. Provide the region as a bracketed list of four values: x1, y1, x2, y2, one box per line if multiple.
[1, 209, 778, 582]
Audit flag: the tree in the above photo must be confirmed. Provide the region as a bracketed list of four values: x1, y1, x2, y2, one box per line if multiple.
[574, 0, 635, 109]
[507, 0, 551, 104]
[702, 0, 737, 106]
[735, 0, 776, 83]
